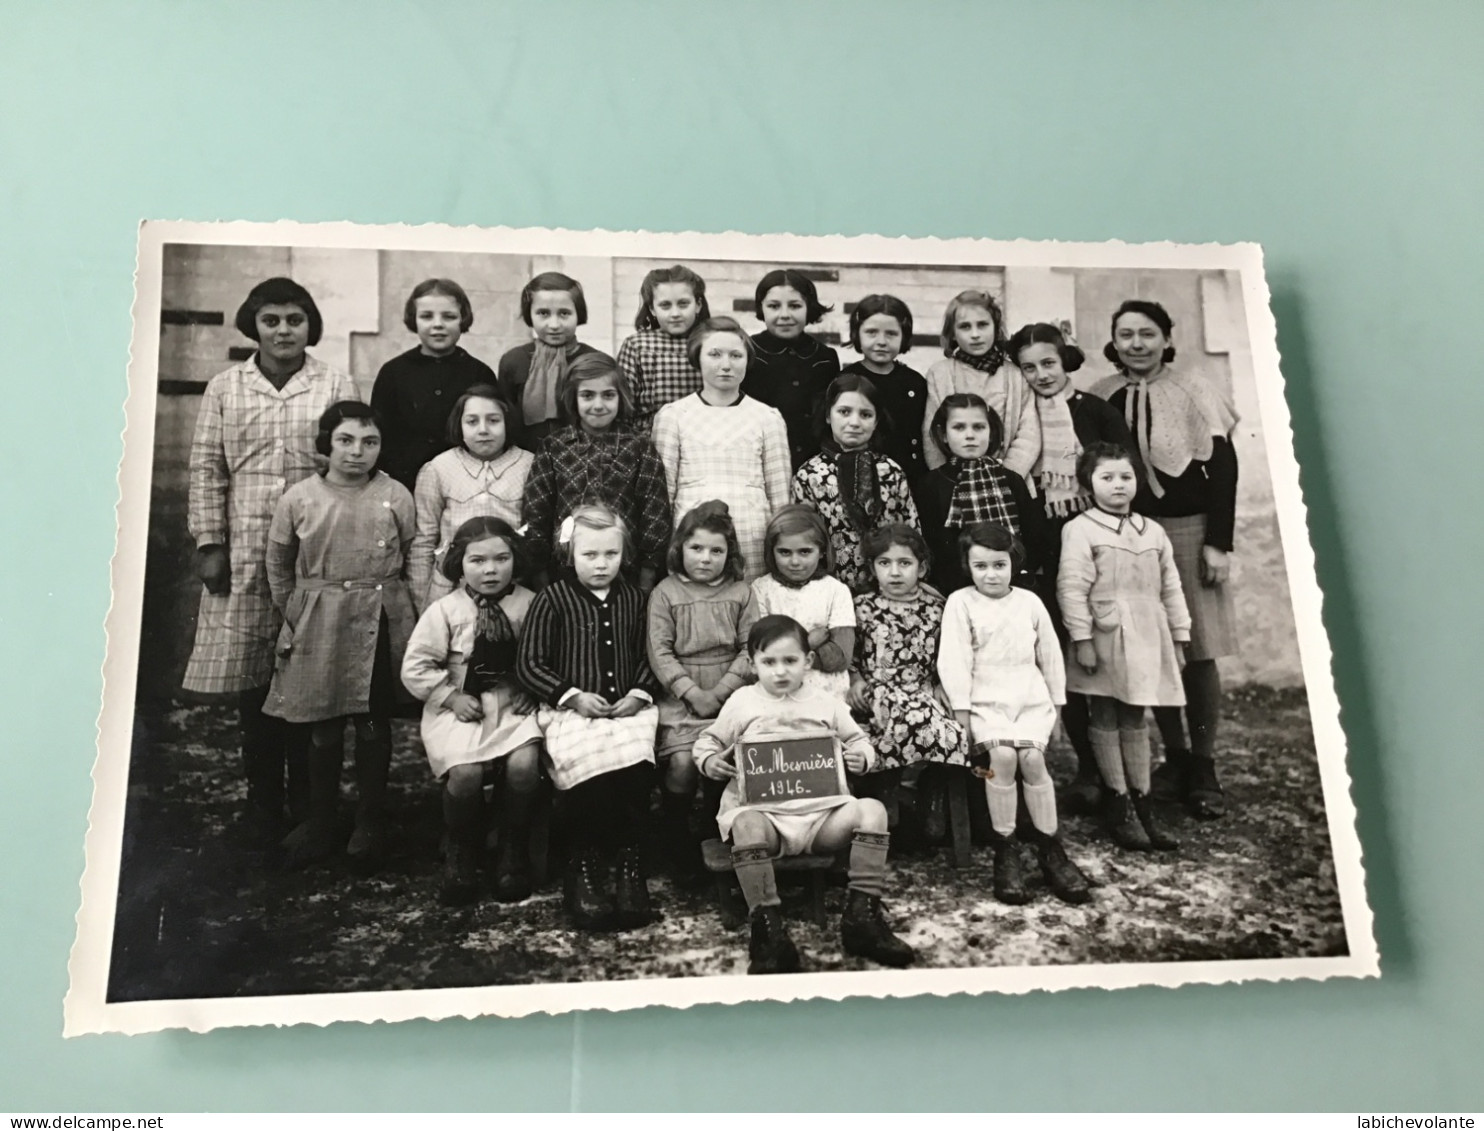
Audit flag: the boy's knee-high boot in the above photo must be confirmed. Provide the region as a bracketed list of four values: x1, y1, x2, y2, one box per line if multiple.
[283, 726, 345, 868]
[347, 719, 392, 869]
[493, 780, 536, 903]
[732, 845, 799, 975]
[841, 831, 916, 968]
[440, 787, 485, 906]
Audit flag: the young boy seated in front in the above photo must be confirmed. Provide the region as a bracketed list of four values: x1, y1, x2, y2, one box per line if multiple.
[694, 614, 917, 974]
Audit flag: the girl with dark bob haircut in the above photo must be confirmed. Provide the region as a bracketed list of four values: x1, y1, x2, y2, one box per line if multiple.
[753, 268, 834, 325]
[438, 515, 528, 584]
[663, 499, 747, 584]
[314, 400, 384, 457]
[403, 277, 474, 334]
[1006, 321, 1086, 374]
[958, 520, 1025, 576]
[234, 276, 323, 345]
[927, 391, 1004, 460]
[859, 522, 932, 583]
[848, 293, 913, 354]
[443, 383, 517, 446]
[520, 271, 588, 326]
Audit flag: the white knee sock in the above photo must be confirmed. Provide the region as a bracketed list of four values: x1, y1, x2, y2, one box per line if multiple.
[1089, 727, 1127, 793]
[1022, 780, 1058, 835]
[985, 780, 1019, 837]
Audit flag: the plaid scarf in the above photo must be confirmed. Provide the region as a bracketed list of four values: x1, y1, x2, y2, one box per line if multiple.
[944, 455, 1019, 533]
[462, 584, 518, 694]
[822, 438, 881, 532]
[952, 345, 1005, 374]
[523, 339, 579, 427]
[1033, 386, 1089, 517]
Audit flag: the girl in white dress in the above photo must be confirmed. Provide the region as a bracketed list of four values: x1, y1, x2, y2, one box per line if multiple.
[652, 316, 792, 580]
[938, 522, 1090, 906]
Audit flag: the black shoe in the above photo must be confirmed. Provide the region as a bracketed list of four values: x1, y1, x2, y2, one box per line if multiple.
[612, 844, 654, 930]
[493, 829, 533, 903]
[439, 841, 482, 906]
[990, 833, 1032, 905]
[747, 905, 801, 975]
[1187, 754, 1227, 820]
[1104, 791, 1153, 852]
[563, 849, 615, 931]
[1150, 747, 1192, 804]
[840, 890, 917, 967]
[1032, 831, 1092, 904]
[1059, 766, 1108, 817]
[1130, 789, 1180, 850]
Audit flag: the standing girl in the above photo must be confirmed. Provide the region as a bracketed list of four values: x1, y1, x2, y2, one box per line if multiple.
[402, 517, 543, 904]
[742, 268, 841, 470]
[1058, 444, 1190, 852]
[652, 316, 792, 580]
[917, 394, 1047, 595]
[263, 402, 418, 869]
[616, 264, 711, 426]
[371, 278, 496, 492]
[792, 374, 920, 592]
[1008, 320, 1140, 814]
[922, 290, 1041, 478]
[408, 385, 533, 611]
[841, 293, 930, 484]
[646, 501, 759, 883]
[938, 523, 1090, 906]
[497, 271, 598, 447]
[184, 277, 358, 842]
[515, 505, 662, 932]
[520, 352, 672, 591]
[750, 504, 856, 703]
[848, 525, 966, 804]
[1095, 300, 1239, 819]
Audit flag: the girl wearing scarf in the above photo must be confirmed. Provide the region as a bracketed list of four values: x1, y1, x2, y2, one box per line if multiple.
[496, 271, 598, 449]
[402, 517, 542, 906]
[917, 394, 1047, 596]
[1093, 300, 1239, 820]
[792, 374, 920, 593]
[921, 290, 1042, 477]
[1008, 321, 1141, 814]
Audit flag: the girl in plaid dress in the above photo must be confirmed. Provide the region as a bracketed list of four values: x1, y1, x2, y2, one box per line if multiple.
[616, 264, 710, 427]
[520, 352, 672, 591]
[515, 505, 662, 932]
[408, 385, 533, 612]
[792, 374, 920, 592]
[917, 394, 1046, 595]
[646, 501, 759, 884]
[184, 277, 358, 843]
[652, 317, 792, 581]
[402, 517, 543, 906]
[264, 402, 418, 870]
[751, 504, 856, 703]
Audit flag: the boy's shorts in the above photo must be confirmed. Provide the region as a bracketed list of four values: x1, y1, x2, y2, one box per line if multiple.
[720, 806, 836, 856]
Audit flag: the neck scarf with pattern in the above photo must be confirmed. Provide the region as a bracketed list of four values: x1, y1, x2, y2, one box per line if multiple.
[952, 346, 1004, 374]
[462, 583, 518, 694]
[1033, 385, 1089, 516]
[945, 455, 1019, 533]
[821, 437, 881, 532]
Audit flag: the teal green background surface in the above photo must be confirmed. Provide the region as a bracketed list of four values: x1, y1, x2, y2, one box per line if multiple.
[2, 0, 1480, 1111]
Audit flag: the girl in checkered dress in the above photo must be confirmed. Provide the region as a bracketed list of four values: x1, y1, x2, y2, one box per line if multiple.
[408, 385, 533, 612]
[402, 516, 543, 906]
[520, 352, 672, 591]
[917, 394, 1047, 595]
[791, 373, 920, 593]
[652, 317, 792, 581]
[264, 402, 418, 871]
[515, 505, 662, 932]
[184, 278, 358, 844]
[616, 264, 710, 427]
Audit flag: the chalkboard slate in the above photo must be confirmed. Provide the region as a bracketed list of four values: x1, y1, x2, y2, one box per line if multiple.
[736, 729, 849, 806]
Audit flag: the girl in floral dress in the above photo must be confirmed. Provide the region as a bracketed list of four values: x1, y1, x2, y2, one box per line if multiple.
[792, 373, 920, 592]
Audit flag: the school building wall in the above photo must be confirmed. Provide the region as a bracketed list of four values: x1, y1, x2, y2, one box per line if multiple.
[142, 245, 1298, 700]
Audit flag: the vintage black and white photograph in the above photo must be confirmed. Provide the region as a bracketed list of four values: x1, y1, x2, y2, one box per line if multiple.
[67, 221, 1374, 1034]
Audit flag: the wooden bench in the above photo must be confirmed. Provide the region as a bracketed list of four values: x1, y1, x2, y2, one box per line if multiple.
[701, 838, 835, 928]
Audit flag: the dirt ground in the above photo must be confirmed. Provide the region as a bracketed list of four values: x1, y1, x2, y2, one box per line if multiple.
[106, 685, 1347, 1001]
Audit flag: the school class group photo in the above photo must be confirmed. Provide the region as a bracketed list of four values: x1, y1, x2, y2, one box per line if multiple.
[113, 239, 1347, 996]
